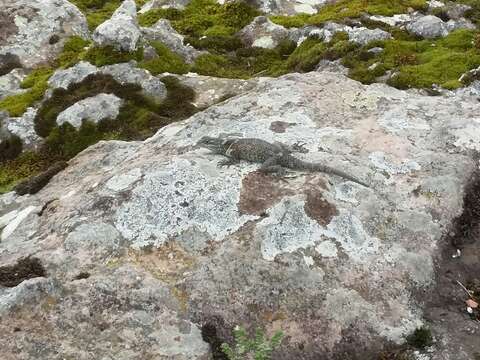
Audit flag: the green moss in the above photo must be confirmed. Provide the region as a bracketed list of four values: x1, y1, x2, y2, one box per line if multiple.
[186, 35, 244, 53]
[270, 13, 311, 28]
[83, 45, 144, 67]
[0, 67, 53, 117]
[342, 30, 480, 89]
[70, 0, 122, 30]
[139, 0, 259, 39]
[57, 36, 91, 68]
[270, 0, 427, 28]
[139, 41, 190, 75]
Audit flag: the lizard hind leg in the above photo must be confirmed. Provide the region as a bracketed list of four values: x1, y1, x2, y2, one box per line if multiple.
[259, 156, 287, 176]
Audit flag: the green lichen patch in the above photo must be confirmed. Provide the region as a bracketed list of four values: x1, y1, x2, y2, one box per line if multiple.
[57, 36, 91, 68]
[270, 0, 428, 28]
[342, 29, 480, 89]
[139, 41, 190, 74]
[0, 67, 54, 117]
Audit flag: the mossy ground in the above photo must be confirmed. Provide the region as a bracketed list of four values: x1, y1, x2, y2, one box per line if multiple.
[270, 0, 428, 28]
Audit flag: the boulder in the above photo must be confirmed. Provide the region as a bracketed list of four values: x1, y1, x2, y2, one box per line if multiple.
[406, 15, 449, 38]
[0, 0, 89, 68]
[245, 0, 332, 15]
[1, 72, 480, 359]
[142, 19, 203, 64]
[139, 0, 191, 13]
[238, 16, 290, 49]
[56, 93, 124, 128]
[92, 0, 142, 52]
[48, 61, 167, 101]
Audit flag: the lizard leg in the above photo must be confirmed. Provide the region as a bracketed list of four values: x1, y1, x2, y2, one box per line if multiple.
[259, 156, 286, 176]
[217, 158, 240, 168]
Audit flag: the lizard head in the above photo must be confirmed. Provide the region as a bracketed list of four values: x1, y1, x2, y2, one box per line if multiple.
[197, 136, 225, 154]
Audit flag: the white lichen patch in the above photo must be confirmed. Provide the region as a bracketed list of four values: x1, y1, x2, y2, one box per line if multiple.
[451, 118, 480, 151]
[106, 168, 143, 192]
[378, 108, 431, 134]
[114, 158, 257, 249]
[257, 195, 326, 261]
[1, 206, 36, 242]
[369, 151, 421, 175]
[315, 240, 338, 258]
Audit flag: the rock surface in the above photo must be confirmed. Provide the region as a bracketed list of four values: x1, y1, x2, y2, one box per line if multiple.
[0, 0, 89, 68]
[56, 93, 124, 128]
[1, 72, 479, 359]
[0, 68, 26, 100]
[92, 0, 142, 52]
[0, 107, 42, 150]
[142, 20, 203, 63]
[239, 16, 290, 49]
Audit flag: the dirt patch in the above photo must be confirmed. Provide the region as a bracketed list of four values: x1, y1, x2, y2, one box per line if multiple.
[238, 171, 295, 215]
[304, 189, 338, 226]
[269, 121, 295, 133]
[0, 257, 46, 287]
[201, 322, 229, 360]
[422, 171, 480, 359]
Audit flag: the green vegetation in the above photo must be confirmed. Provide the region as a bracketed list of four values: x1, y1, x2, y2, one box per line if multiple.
[70, 0, 123, 30]
[0, 135, 23, 163]
[0, 67, 53, 117]
[270, 0, 428, 28]
[57, 36, 91, 68]
[406, 326, 433, 349]
[139, 41, 190, 74]
[83, 45, 144, 67]
[139, 0, 259, 36]
[342, 29, 480, 89]
[221, 326, 284, 360]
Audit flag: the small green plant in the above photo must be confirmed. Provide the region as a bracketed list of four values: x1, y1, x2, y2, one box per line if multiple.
[406, 326, 433, 349]
[221, 326, 284, 360]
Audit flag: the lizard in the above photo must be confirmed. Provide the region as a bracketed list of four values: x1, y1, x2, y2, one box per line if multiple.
[197, 136, 369, 187]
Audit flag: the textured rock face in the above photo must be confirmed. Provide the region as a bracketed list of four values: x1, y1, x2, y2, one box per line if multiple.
[139, 0, 192, 13]
[239, 16, 290, 49]
[247, 0, 332, 15]
[291, 22, 391, 45]
[406, 15, 450, 38]
[1, 72, 479, 359]
[142, 20, 203, 63]
[56, 93, 124, 128]
[92, 0, 142, 52]
[0, 0, 89, 68]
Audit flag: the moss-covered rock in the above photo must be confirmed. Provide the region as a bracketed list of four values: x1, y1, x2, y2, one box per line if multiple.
[139, 41, 191, 74]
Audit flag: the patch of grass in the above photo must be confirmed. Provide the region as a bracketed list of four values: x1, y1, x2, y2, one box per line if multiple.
[270, 0, 428, 28]
[139, 41, 190, 74]
[83, 45, 144, 67]
[406, 327, 433, 349]
[0, 67, 53, 117]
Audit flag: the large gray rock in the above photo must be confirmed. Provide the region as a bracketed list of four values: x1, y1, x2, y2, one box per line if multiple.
[244, 0, 333, 15]
[0, 0, 89, 68]
[92, 0, 142, 52]
[142, 20, 203, 64]
[56, 93, 124, 128]
[239, 16, 290, 49]
[48, 61, 167, 101]
[1, 72, 480, 359]
[406, 15, 449, 38]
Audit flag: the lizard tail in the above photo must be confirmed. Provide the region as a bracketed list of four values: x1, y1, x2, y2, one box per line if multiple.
[293, 159, 369, 187]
